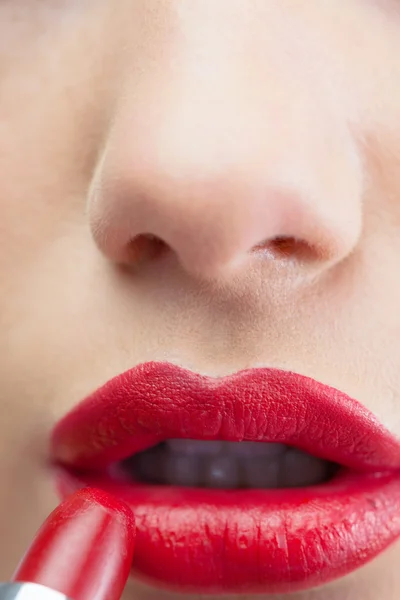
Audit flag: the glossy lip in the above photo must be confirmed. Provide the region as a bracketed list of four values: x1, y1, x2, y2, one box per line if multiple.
[51, 362, 400, 594]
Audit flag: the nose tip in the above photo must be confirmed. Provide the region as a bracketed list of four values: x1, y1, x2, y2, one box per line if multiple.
[89, 143, 361, 280]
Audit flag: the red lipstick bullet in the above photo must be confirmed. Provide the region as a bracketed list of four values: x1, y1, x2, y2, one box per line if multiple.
[0, 488, 135, 600]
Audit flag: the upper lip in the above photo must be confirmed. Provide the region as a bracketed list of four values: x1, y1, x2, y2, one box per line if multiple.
[52, 361, 400, 473]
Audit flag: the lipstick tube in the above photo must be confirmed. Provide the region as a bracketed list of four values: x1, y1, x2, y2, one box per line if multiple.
[0, 488, 136, 600]
[0, 582, 71, 599]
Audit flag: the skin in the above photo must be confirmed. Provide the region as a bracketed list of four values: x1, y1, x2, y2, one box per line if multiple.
[1, 0, 400, 598]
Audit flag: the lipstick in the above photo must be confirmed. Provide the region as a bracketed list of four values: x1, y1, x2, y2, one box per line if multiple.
[0, 488, 135, 600]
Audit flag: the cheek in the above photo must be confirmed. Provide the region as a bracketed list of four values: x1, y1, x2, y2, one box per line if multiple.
[0, 1, 123, 256]
[333, 4, 400, 151]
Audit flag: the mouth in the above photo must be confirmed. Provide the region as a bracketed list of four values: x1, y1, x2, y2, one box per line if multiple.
[51, 362, 400, 595]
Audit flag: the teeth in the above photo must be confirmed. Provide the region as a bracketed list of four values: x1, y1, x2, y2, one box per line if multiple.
[227, 441, 286, 458]
[245, 457, 280, 488]
[130, 446, 167, 484]
[279, 448, 329, 488]
[168, 439, 224, 456]
[165, 454, 202, 487]
[125, 440, 333, 489]
[167, 439, 286, 458]
[204, 455, 240, 489]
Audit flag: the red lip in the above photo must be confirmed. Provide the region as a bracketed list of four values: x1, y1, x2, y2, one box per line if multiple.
[51, 362, 400, 595]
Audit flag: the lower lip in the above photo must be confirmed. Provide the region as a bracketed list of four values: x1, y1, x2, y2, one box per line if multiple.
[55, 466, 400, 595]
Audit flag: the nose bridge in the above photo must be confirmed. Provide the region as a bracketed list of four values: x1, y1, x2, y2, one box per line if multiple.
[115, 0, 316, 168]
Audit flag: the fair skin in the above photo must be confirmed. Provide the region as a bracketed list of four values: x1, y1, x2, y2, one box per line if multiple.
[1, 0, 400, 598]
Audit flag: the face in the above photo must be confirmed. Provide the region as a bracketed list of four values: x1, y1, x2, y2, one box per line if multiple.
[2, 0, 400, 598]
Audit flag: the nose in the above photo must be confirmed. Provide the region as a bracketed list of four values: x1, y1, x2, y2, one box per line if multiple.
[89, 5, 363, 280]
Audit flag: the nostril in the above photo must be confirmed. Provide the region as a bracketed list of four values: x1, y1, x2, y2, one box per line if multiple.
[125, 234, 167, 264]
[253, 236, 316, 262]
[124, 234, 317, 268]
